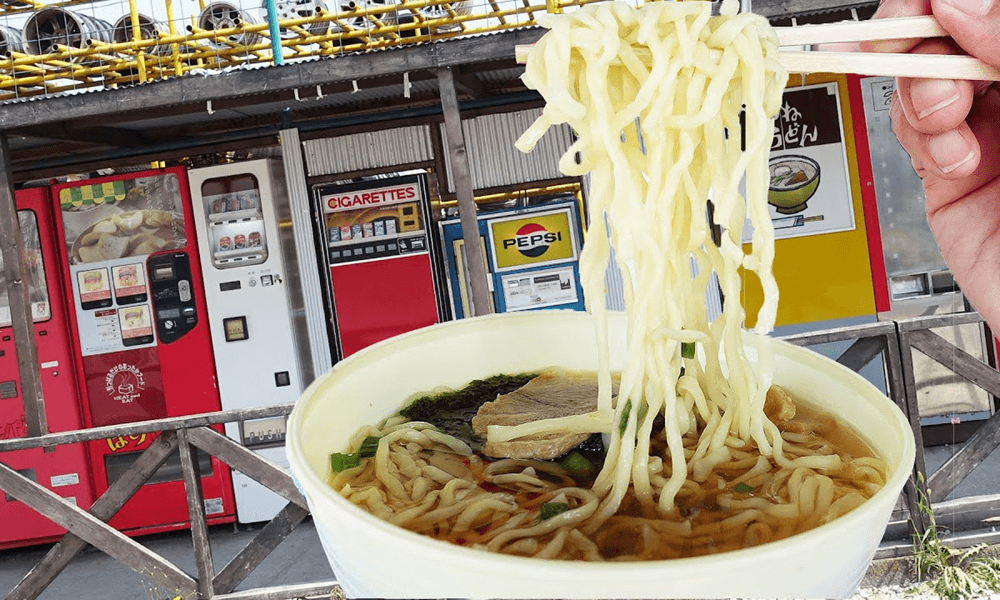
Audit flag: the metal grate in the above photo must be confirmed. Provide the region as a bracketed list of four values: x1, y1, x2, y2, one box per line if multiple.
[0, 380, 17, 399]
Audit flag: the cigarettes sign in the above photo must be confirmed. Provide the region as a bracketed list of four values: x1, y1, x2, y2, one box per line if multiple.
[322, 182, 421, 214]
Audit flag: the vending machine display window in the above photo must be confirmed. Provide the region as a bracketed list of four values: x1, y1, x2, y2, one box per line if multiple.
[200, 175, 269, 269]
[0, 211, 52, 327]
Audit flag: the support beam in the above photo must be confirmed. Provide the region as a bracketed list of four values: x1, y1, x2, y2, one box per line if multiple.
[213, 502, 311, 594]
[178, 428, 216, 599]
[186, 426, 307, 508]
[834, 336, 886, 373]
[8, 432, 180, 600]
[14, 124, 152, 148]
[0, 459, 197, 596]
[437, 67, 492, 316]
[0, 132, 46, 437]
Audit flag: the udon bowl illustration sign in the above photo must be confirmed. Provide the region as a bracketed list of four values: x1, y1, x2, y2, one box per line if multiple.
[768, 154, 821, 214]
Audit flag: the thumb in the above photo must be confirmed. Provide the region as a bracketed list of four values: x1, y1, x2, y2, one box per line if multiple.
[932, 0, 1000, 69]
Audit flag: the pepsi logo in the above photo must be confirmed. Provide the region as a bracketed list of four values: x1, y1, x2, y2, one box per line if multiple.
[502, 223, 562, 258]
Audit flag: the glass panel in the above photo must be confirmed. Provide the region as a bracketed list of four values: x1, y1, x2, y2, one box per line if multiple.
[201, 174, 268, 269]
[0, 210, 52, 328]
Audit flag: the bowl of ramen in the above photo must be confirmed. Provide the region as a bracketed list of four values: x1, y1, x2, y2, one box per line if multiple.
[70, 209, 185, 264]
[768, 155, 821, 214]
[287, 310, 915, 599]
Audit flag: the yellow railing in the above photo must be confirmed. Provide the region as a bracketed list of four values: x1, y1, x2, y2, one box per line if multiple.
[0, 0, 586, 100]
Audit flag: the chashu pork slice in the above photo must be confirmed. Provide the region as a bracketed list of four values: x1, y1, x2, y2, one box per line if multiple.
[472, 369, 618, 460]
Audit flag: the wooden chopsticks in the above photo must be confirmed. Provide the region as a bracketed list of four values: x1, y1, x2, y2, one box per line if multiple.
[775, 15, 998, 80]
[514, 15, 1000, 81]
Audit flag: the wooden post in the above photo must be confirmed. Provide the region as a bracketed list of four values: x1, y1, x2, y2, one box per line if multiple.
[0, 132, 47, 437]
[178, 428, 216, 599]
[437, 67, 493, 317]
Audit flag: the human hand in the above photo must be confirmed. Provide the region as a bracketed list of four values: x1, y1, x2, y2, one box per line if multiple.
[861, 0, 1000, 329]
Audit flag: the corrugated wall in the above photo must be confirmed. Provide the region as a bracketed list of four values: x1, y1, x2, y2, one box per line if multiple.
[302, 125, 435, 177]
[441, 108, 575, 192]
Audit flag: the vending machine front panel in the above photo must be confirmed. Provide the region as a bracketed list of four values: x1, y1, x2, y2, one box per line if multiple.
[315, 174, 442, 359]
[188, 159, 314, 523]
[52, 168, 235, 536]
[440, 199, 586, 317]
[0, 187, 98, 549]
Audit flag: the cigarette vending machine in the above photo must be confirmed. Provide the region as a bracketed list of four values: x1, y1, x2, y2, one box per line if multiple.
[51, 167, 236, 535]
[439, 199, 586, 319]
[187, 158, 315, 523]
[0, 187, 98, 549]
[313, 174, 443, 359]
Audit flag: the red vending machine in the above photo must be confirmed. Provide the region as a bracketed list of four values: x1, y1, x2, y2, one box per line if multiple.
[51, 167, 236, 535]
[0, 187, 98, 549]
[312, 173, 443, 358]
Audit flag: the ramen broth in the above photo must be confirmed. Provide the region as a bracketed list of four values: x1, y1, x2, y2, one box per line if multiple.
[329, 370, 886, 561]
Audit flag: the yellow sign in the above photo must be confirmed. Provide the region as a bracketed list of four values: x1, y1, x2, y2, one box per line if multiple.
[490, 210, 577, 271]
[59, 181, 127, 209]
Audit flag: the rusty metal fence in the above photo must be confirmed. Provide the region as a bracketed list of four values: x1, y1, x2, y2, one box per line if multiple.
[2, 310, 1000, 598]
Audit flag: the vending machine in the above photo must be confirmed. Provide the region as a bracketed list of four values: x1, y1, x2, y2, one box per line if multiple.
[859, 76, 996, 442]
[51, 167, 236, 535]
[313, 173, 443, 359]
[439, 198, 586, 319]
[187, 158, 316, 523]
[0, 187, 98, 549]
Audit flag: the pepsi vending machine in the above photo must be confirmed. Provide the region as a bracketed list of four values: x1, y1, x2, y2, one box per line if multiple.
[313, 173, 443, 359]
[0, 187, 98, 549]
[440, 199, 585, 319]
[51, 167, 236, 535]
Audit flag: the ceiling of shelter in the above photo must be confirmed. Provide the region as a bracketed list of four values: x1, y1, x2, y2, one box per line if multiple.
[1, 0, 878, 183]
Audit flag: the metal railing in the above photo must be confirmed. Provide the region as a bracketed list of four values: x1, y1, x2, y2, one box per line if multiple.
[0, 0, 568, 100]
[2, 310, 1000, 598]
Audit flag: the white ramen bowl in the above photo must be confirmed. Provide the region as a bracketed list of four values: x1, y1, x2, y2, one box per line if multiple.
[287, 310, 915, 599]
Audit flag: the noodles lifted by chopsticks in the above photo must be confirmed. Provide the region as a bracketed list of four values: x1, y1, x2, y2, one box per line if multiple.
[514, 0, 817, 522]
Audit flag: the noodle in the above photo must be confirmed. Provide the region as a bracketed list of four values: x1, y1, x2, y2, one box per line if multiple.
[513, 0, 786, 520]
[326, 0, 889, 562]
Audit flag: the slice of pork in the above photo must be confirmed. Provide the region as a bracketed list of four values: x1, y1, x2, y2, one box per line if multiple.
[472, 369, 618, 460]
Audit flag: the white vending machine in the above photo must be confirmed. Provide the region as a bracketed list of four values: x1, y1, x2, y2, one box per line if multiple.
[188, 159, 317, 522]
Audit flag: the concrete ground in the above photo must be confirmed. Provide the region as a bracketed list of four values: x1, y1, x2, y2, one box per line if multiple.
[0, 519, 335, 599]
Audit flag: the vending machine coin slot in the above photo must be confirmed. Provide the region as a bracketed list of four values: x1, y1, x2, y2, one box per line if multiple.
[220, 281, 241, 292]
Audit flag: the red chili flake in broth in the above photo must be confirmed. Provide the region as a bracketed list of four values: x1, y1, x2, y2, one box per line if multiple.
[456, 538, 468, 545]
[525, 492, 542, 501]
[479, 481, 503, 493]
[475, 524, 490, 535]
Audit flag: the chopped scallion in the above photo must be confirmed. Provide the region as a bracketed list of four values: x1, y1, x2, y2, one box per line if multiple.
[560, 451, 595, 478]
[681, 342, 696, 359]
[330, 452, 362, 472]
[733, 482, 754, 494]
[619, 399, 632, 436]
[358, 436, 380, 458]
[540, 502, 571, 520]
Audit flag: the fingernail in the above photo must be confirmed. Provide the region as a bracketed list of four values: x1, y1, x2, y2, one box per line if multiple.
[928, 130, 975, 174]
[911, 79, 962, 119]
[945, 0, 994, 16]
